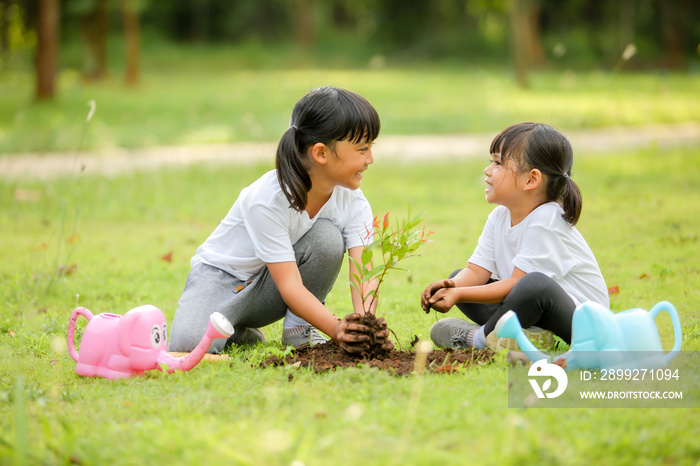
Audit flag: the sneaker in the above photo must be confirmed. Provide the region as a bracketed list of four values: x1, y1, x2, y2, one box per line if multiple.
[226, 327, 266, 346]
[430, 318, 481, 349]
[282, 325, 329, 347]
[485, 326, 556, 352]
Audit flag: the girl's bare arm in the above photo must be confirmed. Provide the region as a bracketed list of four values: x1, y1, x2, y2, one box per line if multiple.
[426, 265, 526, 313]
[267, 261, 372, 352]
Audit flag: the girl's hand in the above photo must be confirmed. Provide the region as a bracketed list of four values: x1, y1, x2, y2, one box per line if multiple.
[421, 279, 456, 313]
[335, 313, 372, 353]
[372, 316, 394, 352]
[335, 314, 394, 353]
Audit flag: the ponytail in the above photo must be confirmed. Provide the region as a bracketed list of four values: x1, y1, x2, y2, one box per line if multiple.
[276, 126, 312, 212]
[560, 175, 582, 225]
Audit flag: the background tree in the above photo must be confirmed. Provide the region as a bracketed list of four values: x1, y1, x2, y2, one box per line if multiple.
[121, 0, 140, 86]
[77, 0, 109, 79]
[11, 0, 700, 100]
[35, 0, 59, 100]
[508, 0, 544, 88]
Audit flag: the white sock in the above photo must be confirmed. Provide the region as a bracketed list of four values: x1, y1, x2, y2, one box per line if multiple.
[283, 309, 309, 331]
[471, 326, 487, 349]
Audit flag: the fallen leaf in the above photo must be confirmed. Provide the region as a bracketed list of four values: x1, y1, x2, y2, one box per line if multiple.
[608, 286, 620, 295]
[638, 273, 649, 279]
[161, 252, 173, 263]
[13, 188, 42, 202]
[50, 359, 59, 365]
[552, 358, 568, 370]
[58, 264, 78, 276]
[435, 364, 460, 374]
[8, 330, 15, 337]
[66, 234, 81, 244]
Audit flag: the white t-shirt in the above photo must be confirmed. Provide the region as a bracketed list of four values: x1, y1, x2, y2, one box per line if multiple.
[191, 170, 374, 281]
[468, 202, 609, 307]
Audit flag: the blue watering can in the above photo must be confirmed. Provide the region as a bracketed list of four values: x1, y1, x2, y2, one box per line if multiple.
[495, 301, 683, 371]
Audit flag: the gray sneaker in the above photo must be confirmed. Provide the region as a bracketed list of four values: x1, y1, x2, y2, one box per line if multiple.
[226, 327, 266, 346]
[430, 318, 481, 348]
[282, 325, 329, 347]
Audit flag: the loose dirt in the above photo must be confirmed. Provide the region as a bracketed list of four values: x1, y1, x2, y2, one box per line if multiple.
[260, 339, 495, 376]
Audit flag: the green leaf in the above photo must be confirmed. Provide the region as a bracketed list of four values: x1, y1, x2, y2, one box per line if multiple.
[361, 246, 373, 266]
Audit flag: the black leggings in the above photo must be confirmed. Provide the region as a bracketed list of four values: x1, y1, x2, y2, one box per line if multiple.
[450, 270, 576, 344]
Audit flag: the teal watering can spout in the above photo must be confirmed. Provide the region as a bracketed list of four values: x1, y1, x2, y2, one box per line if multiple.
[495, 311, 552, 363]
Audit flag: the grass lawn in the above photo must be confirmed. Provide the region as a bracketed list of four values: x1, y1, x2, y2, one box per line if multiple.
[1, 137, 699, 464]
[1, 60, 699, 154]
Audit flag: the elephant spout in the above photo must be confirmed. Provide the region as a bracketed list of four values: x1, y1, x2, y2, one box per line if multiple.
[495, 310, 552, 363]
[157, 312, 234, 372]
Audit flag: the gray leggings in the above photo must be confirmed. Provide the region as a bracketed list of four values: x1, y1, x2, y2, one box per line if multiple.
[168, 219, 345, 353]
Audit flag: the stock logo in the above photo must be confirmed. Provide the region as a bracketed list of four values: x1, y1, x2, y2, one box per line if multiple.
[528, 359, 568, 399]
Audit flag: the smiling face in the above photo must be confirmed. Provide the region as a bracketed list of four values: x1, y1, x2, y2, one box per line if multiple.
[483, 152, 528, 208]
[324, 138, 375, 190]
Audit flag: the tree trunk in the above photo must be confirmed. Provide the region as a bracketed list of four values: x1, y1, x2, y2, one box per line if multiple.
[659, 0, 688, 69]
[292, 0, 314, 48]
[618, 0, 634, 57]
[121, 0, 139, 87]
[508, 0, 530, 88]
[191, 0, 209, 42]
[80, 0, 109, 79]
[1, 2, 10, 53]
[36, 0, 59, 100]
[525, 0, 545, 68]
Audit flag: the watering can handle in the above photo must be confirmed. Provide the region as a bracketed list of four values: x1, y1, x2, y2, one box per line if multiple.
[649, 301, 683, 359]
[67, 307, 94, 362]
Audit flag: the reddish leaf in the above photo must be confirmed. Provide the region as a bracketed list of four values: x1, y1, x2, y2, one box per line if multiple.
[608, 285, 620, 295]
[8, 330, 15, 337]
[553, 358, 568, 370]
[58, 264, 78, 276]
[435, 364, 460, 374]
[161, 252, 173, 263]
[13, 188, 42, 202]
[638, 273, 649, 279]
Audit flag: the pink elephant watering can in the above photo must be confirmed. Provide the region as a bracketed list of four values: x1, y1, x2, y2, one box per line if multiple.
[67, 305, 233, 379]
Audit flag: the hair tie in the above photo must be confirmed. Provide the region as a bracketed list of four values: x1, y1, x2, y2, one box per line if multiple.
[290, 124, 298, 131]
[562, 172, 570, 180]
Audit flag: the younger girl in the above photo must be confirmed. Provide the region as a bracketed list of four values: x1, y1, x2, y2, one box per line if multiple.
[169, 86, 391, 354]
[421, 122, 608, 349]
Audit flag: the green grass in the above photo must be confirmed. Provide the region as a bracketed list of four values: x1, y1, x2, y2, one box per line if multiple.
[1, 49, 699, 154]
[1, 140, 699, 464]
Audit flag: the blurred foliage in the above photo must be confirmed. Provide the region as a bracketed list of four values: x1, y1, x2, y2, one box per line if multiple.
[1, 0, 699, 71]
